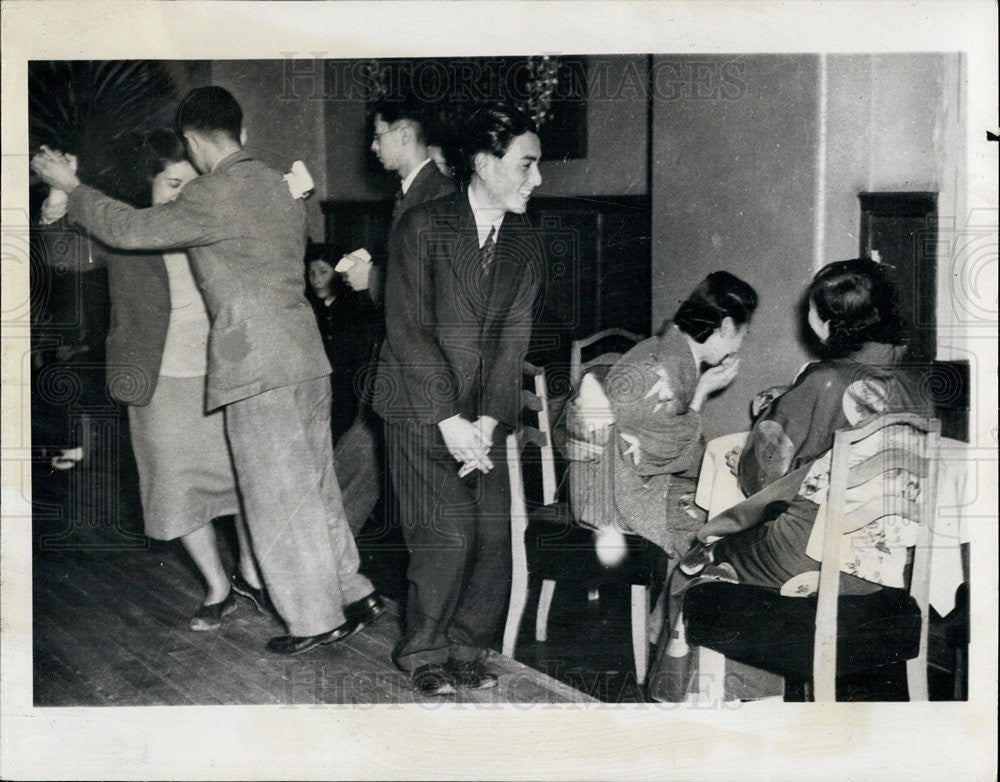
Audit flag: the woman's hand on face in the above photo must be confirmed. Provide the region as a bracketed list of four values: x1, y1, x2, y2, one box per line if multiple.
[699, 355, 741, 396]
[690, 356, 740, 411]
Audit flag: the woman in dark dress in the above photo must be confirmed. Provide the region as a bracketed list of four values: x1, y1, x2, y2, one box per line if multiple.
[305, 252, 380, 444]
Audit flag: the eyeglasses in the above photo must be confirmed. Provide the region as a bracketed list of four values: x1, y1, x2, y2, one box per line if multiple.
[372, 125, 403, 144]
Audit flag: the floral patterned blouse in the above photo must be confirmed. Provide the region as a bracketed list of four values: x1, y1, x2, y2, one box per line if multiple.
[739, 341, 932, 587]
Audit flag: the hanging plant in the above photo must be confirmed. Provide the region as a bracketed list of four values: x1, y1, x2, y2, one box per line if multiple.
[526, 56, 561, 128]
[29, 61, 179, 204]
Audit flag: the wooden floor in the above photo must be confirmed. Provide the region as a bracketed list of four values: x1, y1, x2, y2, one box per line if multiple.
[31, 427, 962, 706]
[33, 538, 594, 706]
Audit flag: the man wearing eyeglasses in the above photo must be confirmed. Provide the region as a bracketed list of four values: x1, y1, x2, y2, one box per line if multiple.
[338, 97, 456, 305]
[333, 97, 456, 536]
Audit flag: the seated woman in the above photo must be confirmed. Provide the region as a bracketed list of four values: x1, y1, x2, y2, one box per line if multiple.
[693, 259, 932, 594]
[569, 271, 758, 564]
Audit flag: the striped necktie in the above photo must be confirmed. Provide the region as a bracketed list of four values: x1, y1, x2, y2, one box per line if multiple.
[480, 226, 496, 270]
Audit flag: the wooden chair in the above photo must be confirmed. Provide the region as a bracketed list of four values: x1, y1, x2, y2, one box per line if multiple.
[684, 413, 941, 702]
[532, 329, 668, 685]
[502, 361, 557, 657]
[569, 328, 644, 386]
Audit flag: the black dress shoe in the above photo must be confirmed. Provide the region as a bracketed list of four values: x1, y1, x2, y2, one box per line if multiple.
[266, 593, 385, 655]
[444, 658, 498, 690]
[344, 592, 385, 632]
[266, 622, 354, 655]
[230, 572, 275, 616]
[412, 664, 456, 696]
[190, 590, 238, 631]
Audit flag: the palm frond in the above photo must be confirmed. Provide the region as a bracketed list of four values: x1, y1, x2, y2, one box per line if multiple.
[29, 60, 179, 203]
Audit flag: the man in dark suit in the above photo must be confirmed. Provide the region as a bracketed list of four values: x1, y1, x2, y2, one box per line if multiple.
[374, 103, 544, 695]
[338, 97, 457, 305]
[31, 87, 383, 655]
[333, 97, 457, 534]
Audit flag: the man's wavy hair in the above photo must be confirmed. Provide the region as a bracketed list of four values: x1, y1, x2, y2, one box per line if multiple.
[668, 271, 758, 343]
[808, 258, 906, 356]
[456, 102, 537, 186]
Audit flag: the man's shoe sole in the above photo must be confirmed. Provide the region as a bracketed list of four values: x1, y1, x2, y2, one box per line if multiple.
[460, 675, 498, 691]
[266, 625, 352, 655]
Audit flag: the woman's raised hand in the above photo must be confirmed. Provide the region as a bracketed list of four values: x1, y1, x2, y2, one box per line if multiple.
[31, 146, 80, 193]
[691, 356, 741, 411]
[699, 355, 741, 395]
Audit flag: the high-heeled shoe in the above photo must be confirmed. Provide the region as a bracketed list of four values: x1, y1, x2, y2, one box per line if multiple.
[189, 590, 238, 631]
[678, 540, 716, 576]
[229, 572, 275, 617]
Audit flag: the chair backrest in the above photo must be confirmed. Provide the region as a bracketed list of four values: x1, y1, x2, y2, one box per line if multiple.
[812, 412, 940, 701]
[560, 329, 642, 540]
[569, 328, 644, 387]
[520, 361, 558, 506]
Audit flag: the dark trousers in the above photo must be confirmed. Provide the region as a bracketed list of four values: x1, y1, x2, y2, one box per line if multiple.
[384, 420, 511, 671]
[333, 408, 383, 536]
[714, 495, 880, 596]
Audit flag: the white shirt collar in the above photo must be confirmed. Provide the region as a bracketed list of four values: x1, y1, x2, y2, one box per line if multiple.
[400, 158, 432, 195]
[466, 187, 505, 248]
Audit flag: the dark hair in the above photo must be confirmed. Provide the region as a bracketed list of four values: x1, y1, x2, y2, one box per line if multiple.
[139, 129, 187, 182]
[808, 258, 905, 355]
[307, 255, 334, 270]
[174, 86, 242, 143]
[456, 102, 537, 185]
[671, 271, 758, 343]
[371, 96, 429, 144]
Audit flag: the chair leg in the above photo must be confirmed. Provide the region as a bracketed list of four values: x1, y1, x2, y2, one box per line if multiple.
[630, 584, 649, 685]
[502, 575, 528, 658]
[502, 433, 529, 659]
[906, 655, 929, 701]
[693, 646, 727, 703]
[953, 645, 967, 700]
[535, 579, 557, 642]
[78, 412, 92, 468]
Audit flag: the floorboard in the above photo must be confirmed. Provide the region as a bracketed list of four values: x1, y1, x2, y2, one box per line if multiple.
[33, 536, 595, 706]
[33, 445, 958, 706]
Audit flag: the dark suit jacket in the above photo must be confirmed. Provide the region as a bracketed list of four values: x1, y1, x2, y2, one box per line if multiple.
[368, 161, 456, 306]
[393, 160, 457, 229]
[37, 218, 168, 406]
[374, 191, 542, 428]
[68, 150, 329, 410]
